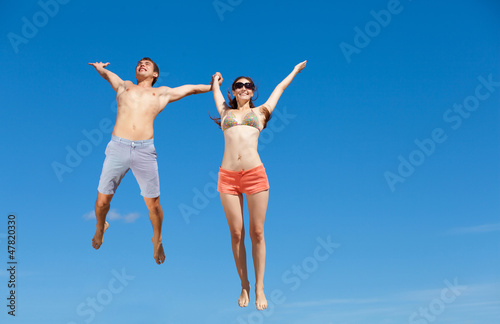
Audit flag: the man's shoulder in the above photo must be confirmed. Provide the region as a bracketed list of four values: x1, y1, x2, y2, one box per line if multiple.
[117, 80, 134, 89]
[156, 85, 171, 95]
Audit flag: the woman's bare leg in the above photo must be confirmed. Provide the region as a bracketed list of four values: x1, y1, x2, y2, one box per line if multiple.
[247, 190, 269, 310]
[220, 192, 250, 307]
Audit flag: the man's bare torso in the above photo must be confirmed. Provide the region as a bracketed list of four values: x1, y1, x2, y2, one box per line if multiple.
[112, 81, 167, 141]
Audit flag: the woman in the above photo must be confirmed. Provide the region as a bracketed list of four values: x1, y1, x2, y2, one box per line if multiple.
[211, 61, 307, 310]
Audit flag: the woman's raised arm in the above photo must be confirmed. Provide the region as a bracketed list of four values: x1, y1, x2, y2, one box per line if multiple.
[262, 60, 307, 114]
[212, 72, 228, 116]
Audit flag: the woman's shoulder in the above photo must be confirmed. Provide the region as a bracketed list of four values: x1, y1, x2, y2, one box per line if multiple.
[252, 105, 270, 116]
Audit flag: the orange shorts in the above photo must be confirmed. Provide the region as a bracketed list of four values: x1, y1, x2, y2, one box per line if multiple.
[217, 164, 270, 195]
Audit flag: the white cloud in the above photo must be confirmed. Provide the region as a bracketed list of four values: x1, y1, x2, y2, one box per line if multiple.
[82, 211, 96, 220]
[123, 212, 140, 223]
[82, 209, 140, 223]
[447, 223, 500, 235]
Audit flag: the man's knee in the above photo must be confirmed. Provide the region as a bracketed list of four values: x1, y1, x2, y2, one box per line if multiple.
[95, 195, 112, 209]
[148, 205, 162, 215]
[95, 199, 111, 208]
[145, 198, 162, 214]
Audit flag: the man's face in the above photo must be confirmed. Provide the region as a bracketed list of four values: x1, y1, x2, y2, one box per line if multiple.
[136, 60, 158, 79]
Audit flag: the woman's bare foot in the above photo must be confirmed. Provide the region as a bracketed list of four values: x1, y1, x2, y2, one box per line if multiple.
[255, 285, 267, 310]
[238, 284, 250, 307]
[92, 221, 109, 249]
[152, 235, 165, 265]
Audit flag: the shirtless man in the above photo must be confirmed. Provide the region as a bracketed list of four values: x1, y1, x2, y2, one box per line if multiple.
[89, 58, 218, 264]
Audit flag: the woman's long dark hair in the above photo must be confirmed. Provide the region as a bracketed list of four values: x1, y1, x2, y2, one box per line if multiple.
[210, 76, 272, 129]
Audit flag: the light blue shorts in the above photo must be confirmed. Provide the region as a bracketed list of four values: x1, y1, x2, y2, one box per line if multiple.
[97, 135, 160, 198]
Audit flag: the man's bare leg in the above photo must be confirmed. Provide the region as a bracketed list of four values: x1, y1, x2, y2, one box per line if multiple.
[144, 196, 165, 264]
[92, 192, 113, 249]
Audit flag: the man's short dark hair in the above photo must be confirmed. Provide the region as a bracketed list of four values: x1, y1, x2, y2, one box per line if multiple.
[138, 57, 159, 86]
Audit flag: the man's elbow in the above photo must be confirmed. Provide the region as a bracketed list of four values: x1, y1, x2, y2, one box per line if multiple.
[101, 72, 110, 81]
[184, 86, 198, 96]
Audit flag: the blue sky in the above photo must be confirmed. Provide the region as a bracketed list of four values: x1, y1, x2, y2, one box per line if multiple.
[1, 0, 499, 323]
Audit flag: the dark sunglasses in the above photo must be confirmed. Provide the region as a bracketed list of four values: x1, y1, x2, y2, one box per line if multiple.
[234, 82, 255, 90]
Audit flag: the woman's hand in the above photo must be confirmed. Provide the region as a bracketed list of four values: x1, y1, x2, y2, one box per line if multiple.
[212, 72, 223, 87]
[294, 60, 307, 73]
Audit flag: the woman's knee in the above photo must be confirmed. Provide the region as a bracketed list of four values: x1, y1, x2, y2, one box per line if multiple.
[230, 229, 245, 243]
[250, 227, 265, 243]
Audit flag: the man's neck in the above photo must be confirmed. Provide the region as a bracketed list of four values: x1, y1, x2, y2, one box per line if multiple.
[136, 78, 153, 88]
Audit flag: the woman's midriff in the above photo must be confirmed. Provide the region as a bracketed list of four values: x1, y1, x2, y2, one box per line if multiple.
[221, 128, 261, 171]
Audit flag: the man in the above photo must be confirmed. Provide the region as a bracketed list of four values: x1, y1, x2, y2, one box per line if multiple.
[88, 58, 219, 264]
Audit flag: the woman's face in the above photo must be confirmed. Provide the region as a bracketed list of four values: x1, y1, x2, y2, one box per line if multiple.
[232, 78, 254, 102]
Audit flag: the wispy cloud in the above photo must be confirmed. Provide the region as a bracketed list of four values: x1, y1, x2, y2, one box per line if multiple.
[280, 282, 496, 309]
[282, 298, 384, 309]
[278, 282, 500, 322]
[447, 223, 500, 235]
[83, 209, 140, 223]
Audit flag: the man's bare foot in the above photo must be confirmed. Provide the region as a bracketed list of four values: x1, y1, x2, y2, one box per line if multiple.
[238, 284, 250, 307]
[255, 286, 267, 311]
[152, 235, 165, 265]
[92, 221, 109, 250]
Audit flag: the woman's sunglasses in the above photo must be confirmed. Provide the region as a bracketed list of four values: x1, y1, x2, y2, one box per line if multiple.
[234, 82, 255, 90]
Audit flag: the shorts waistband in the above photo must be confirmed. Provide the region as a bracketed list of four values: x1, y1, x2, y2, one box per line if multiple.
[111, 135, 154, 147]
[219, 164, 265, 175]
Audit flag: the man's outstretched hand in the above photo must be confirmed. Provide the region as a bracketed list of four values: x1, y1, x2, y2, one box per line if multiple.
[88, 62, 110, 70]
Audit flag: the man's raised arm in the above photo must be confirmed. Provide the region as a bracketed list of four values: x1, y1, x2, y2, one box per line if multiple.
[159, 73, 223, 104]
[88, 62, 125, 92]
